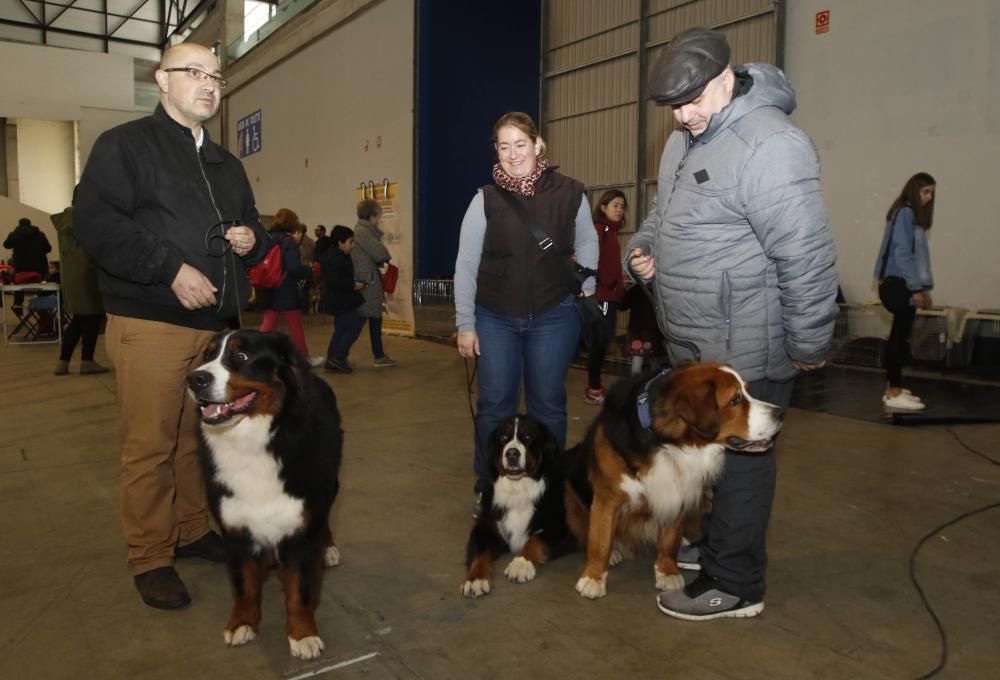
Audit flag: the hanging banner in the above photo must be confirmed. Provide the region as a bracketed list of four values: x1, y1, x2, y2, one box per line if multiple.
[355, 179, 414, 335]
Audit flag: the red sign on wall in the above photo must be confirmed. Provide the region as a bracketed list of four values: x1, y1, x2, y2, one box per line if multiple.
[815, 10, 830, 35]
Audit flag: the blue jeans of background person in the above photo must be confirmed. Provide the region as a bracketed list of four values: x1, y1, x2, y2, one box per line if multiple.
[366, 316, 385, 358]
[473, 297, 580, 487]
[698, 377, 793, 603]
[327, 309, 365, 362]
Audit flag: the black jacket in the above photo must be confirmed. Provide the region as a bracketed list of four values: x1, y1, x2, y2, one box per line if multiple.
[317, 247, 364, 315]
[75, 104, 268, 330]
[3, 222, 51, 275]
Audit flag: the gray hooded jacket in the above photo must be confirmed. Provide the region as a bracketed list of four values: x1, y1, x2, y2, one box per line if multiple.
[627, 63, 838, 382]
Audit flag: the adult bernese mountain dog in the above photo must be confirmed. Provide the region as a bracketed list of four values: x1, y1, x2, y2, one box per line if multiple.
[565, 363, 784, 599]
[461, 415, 578, 598]
[187, 330, 342, 659]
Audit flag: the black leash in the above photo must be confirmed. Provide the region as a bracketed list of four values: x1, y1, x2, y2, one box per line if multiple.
[910, 428, 999, 679]
[464, 356, 478, 421]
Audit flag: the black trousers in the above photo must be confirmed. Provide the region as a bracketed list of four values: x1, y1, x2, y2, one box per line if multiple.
[885, 305, 917, 387]
[699, 377, 793, 602]
[60, 313, 103, 362]
[581, 302, 618, 389]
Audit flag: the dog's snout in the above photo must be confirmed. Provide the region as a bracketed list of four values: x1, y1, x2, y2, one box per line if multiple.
[504, 448, 520, 466]
[188, 370, 213, 392]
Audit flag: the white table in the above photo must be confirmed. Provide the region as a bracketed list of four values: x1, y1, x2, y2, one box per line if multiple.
[1, 282, 62, 344]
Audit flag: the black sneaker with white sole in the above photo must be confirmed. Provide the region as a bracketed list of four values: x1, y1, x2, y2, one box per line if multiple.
[656, 573, 763, 621]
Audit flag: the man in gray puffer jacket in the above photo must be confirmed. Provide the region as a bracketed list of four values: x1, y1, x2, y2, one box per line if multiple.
[627, 28, 838, 621]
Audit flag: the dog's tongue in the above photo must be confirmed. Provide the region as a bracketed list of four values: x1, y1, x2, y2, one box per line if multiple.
[231, 392, 255, 410]
[201, 402, 229, 420]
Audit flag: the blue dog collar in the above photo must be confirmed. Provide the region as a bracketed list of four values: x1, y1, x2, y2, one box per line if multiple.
[637, 368, 672, 430]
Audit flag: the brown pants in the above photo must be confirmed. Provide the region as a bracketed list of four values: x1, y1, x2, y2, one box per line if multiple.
[105, 314, 217, 575]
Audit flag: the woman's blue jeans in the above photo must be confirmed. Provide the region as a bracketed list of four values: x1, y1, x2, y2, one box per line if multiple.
[473, 297, 580, 487]
[366, 316, 385, 358]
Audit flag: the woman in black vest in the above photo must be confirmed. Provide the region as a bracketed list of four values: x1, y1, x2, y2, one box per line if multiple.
[454, 111, 598, 511]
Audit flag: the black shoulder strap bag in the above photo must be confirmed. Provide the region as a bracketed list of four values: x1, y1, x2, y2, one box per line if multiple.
[877, 208, 914, 315]
[493, 187, 604, 324]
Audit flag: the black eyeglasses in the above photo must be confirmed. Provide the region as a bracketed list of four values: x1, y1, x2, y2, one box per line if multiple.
[163, 67, 229, 89]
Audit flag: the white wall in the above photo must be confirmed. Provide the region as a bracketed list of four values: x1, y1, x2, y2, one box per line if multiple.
[0, 42, 147, 173]
[14, 119, 75, 215]
[784, 1, 1000, 311]
[225, 0, 413, 240]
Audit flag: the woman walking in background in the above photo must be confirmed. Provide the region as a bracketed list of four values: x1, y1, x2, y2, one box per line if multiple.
[52, 200, 109, 375]
[582, 189, 627, 405]
[259, 208, 323, 366]
[352, 199, 396, 367]
[874, 172, 936, 411]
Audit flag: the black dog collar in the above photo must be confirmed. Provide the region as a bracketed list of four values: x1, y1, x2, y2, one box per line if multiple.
[637, 368, 672, 430]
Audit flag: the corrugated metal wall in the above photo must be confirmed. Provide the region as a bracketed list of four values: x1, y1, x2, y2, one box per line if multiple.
[542, 0, 779, 223]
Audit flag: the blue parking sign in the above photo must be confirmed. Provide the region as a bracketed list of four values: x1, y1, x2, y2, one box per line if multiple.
[236, 109, 262, 158]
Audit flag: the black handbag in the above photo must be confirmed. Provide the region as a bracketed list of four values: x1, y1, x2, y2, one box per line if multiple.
[877, 209, 914, 315]
[494, 188, 601, 324]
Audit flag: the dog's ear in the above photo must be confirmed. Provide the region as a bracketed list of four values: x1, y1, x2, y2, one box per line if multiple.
[269, 331, 309, 373]
[675, 379, 721, 442]
[487, 422, 504, 478]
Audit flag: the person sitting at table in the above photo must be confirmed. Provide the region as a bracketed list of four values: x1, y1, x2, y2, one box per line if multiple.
[3, 217, 52, 316]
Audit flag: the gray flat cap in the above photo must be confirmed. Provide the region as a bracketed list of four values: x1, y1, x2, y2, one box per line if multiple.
[648, 27, 730, 105]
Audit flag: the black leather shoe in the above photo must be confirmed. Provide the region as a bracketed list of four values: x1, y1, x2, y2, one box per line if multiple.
[175, 531, 227, 563]
[134, 567, 191, 609]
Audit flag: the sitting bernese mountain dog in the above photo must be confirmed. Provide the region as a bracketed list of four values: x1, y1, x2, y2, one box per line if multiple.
[461, 415, 578, 598]
[187, 330, 342, 660]
[565, 363, 784, 599]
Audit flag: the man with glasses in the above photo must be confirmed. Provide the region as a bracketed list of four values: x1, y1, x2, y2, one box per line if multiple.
[75, 42, 268, 610]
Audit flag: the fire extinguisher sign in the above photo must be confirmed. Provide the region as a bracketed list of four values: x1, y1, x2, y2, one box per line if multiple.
[815, 10, 830, 35]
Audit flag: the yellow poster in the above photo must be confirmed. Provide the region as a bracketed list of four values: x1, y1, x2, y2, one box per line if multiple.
[355, 180, 414, 335]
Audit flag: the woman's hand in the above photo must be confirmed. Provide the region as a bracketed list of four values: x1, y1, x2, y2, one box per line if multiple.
[457, 330, 480, 358]
[913, 291, 932, 309]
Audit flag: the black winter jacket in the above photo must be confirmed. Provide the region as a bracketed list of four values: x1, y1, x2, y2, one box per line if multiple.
[3, 222, 51, 275]
[75, 105, 268, 330]
[317, 247, 364, 315]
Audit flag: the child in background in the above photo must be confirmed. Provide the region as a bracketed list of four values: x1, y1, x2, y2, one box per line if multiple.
[621, 283, 667, 376]
[318, 225, 367, 374]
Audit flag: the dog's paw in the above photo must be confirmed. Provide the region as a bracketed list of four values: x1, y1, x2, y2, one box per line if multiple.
[461, 578, 491, 598]
[654, 566, 685, 592]
[504, 556, 536, 583]
[223, 625, 256, 646]
[289, 635, 325, 659]
[575, 573, 607, 599]
[324, 545, 341, 567]
[608, 546, 625, 567]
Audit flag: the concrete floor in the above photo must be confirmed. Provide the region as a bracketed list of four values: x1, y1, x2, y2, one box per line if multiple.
[2, 314, 999, 679]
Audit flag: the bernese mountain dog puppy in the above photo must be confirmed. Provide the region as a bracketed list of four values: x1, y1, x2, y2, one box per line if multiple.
[461, 415, 578, 598]
[565, 363, 784, 599]
[187, 330, 342, 659]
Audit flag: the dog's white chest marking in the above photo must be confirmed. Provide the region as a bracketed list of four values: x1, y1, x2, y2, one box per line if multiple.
[493, 477, 546, 554]
[619, 444, 725, 523]
[204, 416, 304, 549]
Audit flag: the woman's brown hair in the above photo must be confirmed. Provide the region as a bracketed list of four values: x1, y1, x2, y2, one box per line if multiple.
[592, 189, 627, 223]
[887, 172, 936, 230]
[492, 111, 548, 157]
[270, 208, 300, 234]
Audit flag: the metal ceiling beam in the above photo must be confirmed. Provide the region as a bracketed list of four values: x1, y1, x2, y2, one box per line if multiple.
[45, 0, 80, 27]
[108, 0, 154, 37]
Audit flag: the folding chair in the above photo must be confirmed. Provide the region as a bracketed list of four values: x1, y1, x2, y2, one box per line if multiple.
[7, 294, 59, 341]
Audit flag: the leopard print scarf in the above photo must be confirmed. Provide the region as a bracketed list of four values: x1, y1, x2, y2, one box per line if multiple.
[492, 155, 549, 197]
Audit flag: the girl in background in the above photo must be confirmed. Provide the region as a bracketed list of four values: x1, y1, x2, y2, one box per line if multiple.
[873, 172, 936, 411]
[582, 190, 627, 405]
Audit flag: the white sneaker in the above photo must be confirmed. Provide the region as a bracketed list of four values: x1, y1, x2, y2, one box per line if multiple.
[308, 356, 326, 368]
[900, 389, 923, 402]
[883, 392, 925, 411]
